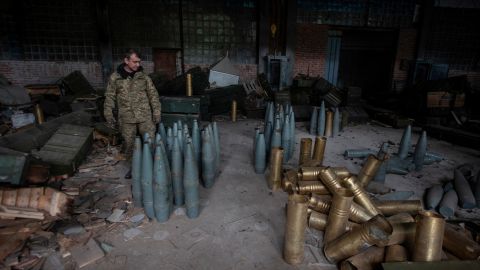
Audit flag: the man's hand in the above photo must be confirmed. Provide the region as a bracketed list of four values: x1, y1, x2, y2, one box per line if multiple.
[105, 114, 116, 128]
[153, 113, 161, 124]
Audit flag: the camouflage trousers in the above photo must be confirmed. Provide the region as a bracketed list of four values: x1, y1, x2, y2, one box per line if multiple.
[120, 119, 155, 159]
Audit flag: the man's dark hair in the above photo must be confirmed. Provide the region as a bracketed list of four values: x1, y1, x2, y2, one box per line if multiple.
[124, 48, 141, 59]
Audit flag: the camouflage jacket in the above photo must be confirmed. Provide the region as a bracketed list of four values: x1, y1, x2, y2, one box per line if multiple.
[104, 66, 161, 124]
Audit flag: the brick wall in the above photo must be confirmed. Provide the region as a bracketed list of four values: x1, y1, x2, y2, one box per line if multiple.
[0, 60, 156, 89]
[0, 59, 255, 90]
[293, 24, 329, 78]
[0, 60, 104, 89]
[392, 28, 417, 92]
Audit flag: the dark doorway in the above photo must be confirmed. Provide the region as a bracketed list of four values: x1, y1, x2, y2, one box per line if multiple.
[337, 29, 397, 100]
[152, 48, 180, 80]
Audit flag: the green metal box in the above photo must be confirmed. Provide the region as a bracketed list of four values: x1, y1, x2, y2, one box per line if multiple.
[160, 97, 201, 114]
[0, 147, 29, 185]
[36, 124, 93, 176]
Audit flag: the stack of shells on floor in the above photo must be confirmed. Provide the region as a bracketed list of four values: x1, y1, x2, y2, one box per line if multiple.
[308, 100, 345, 138]
[253, 101, 296, 174]
[268, 136, 480, 268]
[131, 119, 220, 222]
[425, 164, 480, 219]
[344, 125, 443, 184]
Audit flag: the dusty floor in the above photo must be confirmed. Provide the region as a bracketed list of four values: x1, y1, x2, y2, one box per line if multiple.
[84, 119, 480, 270]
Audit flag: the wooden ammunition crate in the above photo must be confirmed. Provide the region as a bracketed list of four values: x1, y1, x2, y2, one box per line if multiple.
[427, 91, 465, 108]
[36, 124, 93, 176]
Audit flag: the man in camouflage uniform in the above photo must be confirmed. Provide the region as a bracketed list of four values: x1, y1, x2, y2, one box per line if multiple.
[104, 49, 161, 176]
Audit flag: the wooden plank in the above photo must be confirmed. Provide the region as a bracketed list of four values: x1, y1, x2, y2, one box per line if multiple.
[0, 205, 44, 220]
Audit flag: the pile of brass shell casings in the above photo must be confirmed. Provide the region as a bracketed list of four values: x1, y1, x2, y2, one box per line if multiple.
[279, 137, 470, 268]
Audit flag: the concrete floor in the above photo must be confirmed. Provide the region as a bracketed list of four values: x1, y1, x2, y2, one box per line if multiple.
[85, 119, 480, 270]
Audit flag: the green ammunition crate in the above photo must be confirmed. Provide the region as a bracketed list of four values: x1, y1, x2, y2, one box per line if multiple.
[160, 96, 201, 114]
[0, 147, 29, 185]
[36, 124, 93, 176]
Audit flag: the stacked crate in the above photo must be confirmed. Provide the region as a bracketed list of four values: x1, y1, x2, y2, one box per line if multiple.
[160, 97, 201, 128]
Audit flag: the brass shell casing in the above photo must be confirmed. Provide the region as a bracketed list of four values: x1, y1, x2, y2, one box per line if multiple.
[296, 181, 329, 195]
[385, 245, 408, 262]
[267, 147, 284, 191]
[308, 211, 358, 232]
[357, 155, 382, 187]
[308, 196, 374, 223]
[282, 170, 299, 194]
[376, 200, 423, 216]
[34, 104, 45, 124]
[412, 211, 445, 262]
[339, 246, 385, 270]
[312, 136, 327, 164]
[325, 111, 333, 137]
[386, 213, 415, 224]
[299, 166, 324, 181]
[186, 74, 193, 96]
[231, 100, 237, 122]
[342, 175, 381, 217]
[331, 167, 350, 179]
[299, 138, 313, 165]
[324, 188, 354, 244]
[283, 194, 309, 265]
[318, 167, 343, 194]
[386, 222, 416, 247]
[324, 215, 393, 263]
[443, 223, 480, 260]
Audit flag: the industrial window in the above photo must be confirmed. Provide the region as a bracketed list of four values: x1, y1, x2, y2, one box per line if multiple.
[182, 0, 257, 65]
[20, 0, 99, 61]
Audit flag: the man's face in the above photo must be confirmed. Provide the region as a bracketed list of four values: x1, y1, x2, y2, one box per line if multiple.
[124, 53, 141, 72]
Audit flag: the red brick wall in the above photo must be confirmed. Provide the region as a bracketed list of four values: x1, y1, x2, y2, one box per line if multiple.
[0, 60, 105, 89]
[392, 28, 417, 92]
[293, 24, 329, 78]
